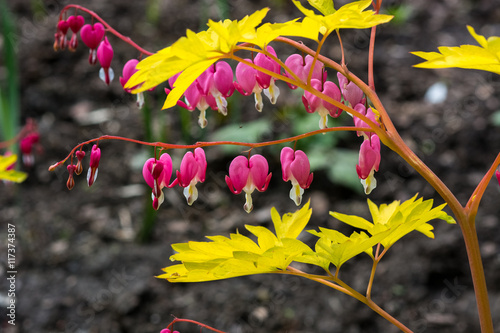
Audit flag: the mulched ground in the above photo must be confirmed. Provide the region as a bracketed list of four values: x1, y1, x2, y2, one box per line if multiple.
[2, 0, 500, 332]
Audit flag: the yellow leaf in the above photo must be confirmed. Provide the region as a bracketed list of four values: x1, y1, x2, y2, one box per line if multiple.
[412, 25, 500, 75]
[330, 194, 455, 250]
[127, 9, 269, 94]
[0, 154, 27, 183]
[292, 0, 393, 36]
[243, 20, 320, 48]
[162, 59, 217, 109]
[308, 228, 390, 268]
[308, 0, 336, 15]
[160, 205, 313, 283]
[272, 200, 312, 240]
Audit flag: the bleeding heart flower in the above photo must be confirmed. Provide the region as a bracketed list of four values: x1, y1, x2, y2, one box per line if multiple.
[356, 135, 381, 194]
[80, 23, 105, 64]
[19, 133, 40, 167]
[67, 15, 85, 51]
[284, 54, 324, 89]
[353, 104, 379, 139]
[166, 65, 231, 128]
[143, 153, 174, 210]
[302, 79, 342, 129]
[280, 147, 313, 205]
[175, 148, 207, 205]
[97, 37, 114, 85]
[120, 59, 145, 108]
[338, 72, 364, 107]
[87, 144, 101, 187]
[225, 154, 272, 213]
[234, 46, 281, 111]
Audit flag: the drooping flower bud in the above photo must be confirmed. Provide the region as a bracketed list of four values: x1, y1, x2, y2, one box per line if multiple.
[75, 150, 86, 175]
[97, 37, 114, 85]
[176, 148, 207, 205]
[87, 144, 101, 187]
[67, 164, 76, 190]
[56, 20, 69, 50]
[67, 15, 85, 51]
[280, 147, 313, 205]
[225, 154, 272, 213]
[80, 23, 105, 65]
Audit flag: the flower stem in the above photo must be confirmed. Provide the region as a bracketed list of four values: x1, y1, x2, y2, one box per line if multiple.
[48, 126, 371, 171]
[60, 5, 154, 56]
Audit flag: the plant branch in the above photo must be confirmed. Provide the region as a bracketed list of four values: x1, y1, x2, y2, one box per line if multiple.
[48, 126, 372, 171]
[165, 317, 226, 333]
[466, 152, 500, 220]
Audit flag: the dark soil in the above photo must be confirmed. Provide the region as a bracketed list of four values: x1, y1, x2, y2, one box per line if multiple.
[2, 0, 500, 332]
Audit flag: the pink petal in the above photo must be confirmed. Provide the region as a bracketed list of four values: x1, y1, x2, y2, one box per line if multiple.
[248, 154, 270, 190]
[97, 37, 113, 68]
[280, 147, 294, 182]
[227, 155, 250, 193]
[290, 150, 312, 188]
[235, 60, 257, 94]
[214, 61, 235, 97]
[80, 23, 105, 50]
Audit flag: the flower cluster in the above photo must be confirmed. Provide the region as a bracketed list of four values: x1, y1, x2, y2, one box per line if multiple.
[64, 145, 314, 212]
[141, 147, 312, 212]
[65, 144, 101, 190]
[54, 2, 388, 195]
[55, 15, 121, 86]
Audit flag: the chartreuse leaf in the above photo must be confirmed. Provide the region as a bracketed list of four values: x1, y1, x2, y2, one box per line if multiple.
[158, 203, 313, 282]
[412, 25, 500, 75]
[244, 20, 321, 47]
[0, 154, 27, 183]
[127, 9, 270, 101]
[308, 0, 336, 16]
[272, 200, 312, 240]
[128, 2, 392, 110]
[301, 227, 391, 270]
[331, 195, 455, 250]
[292, 0, 393, 36]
